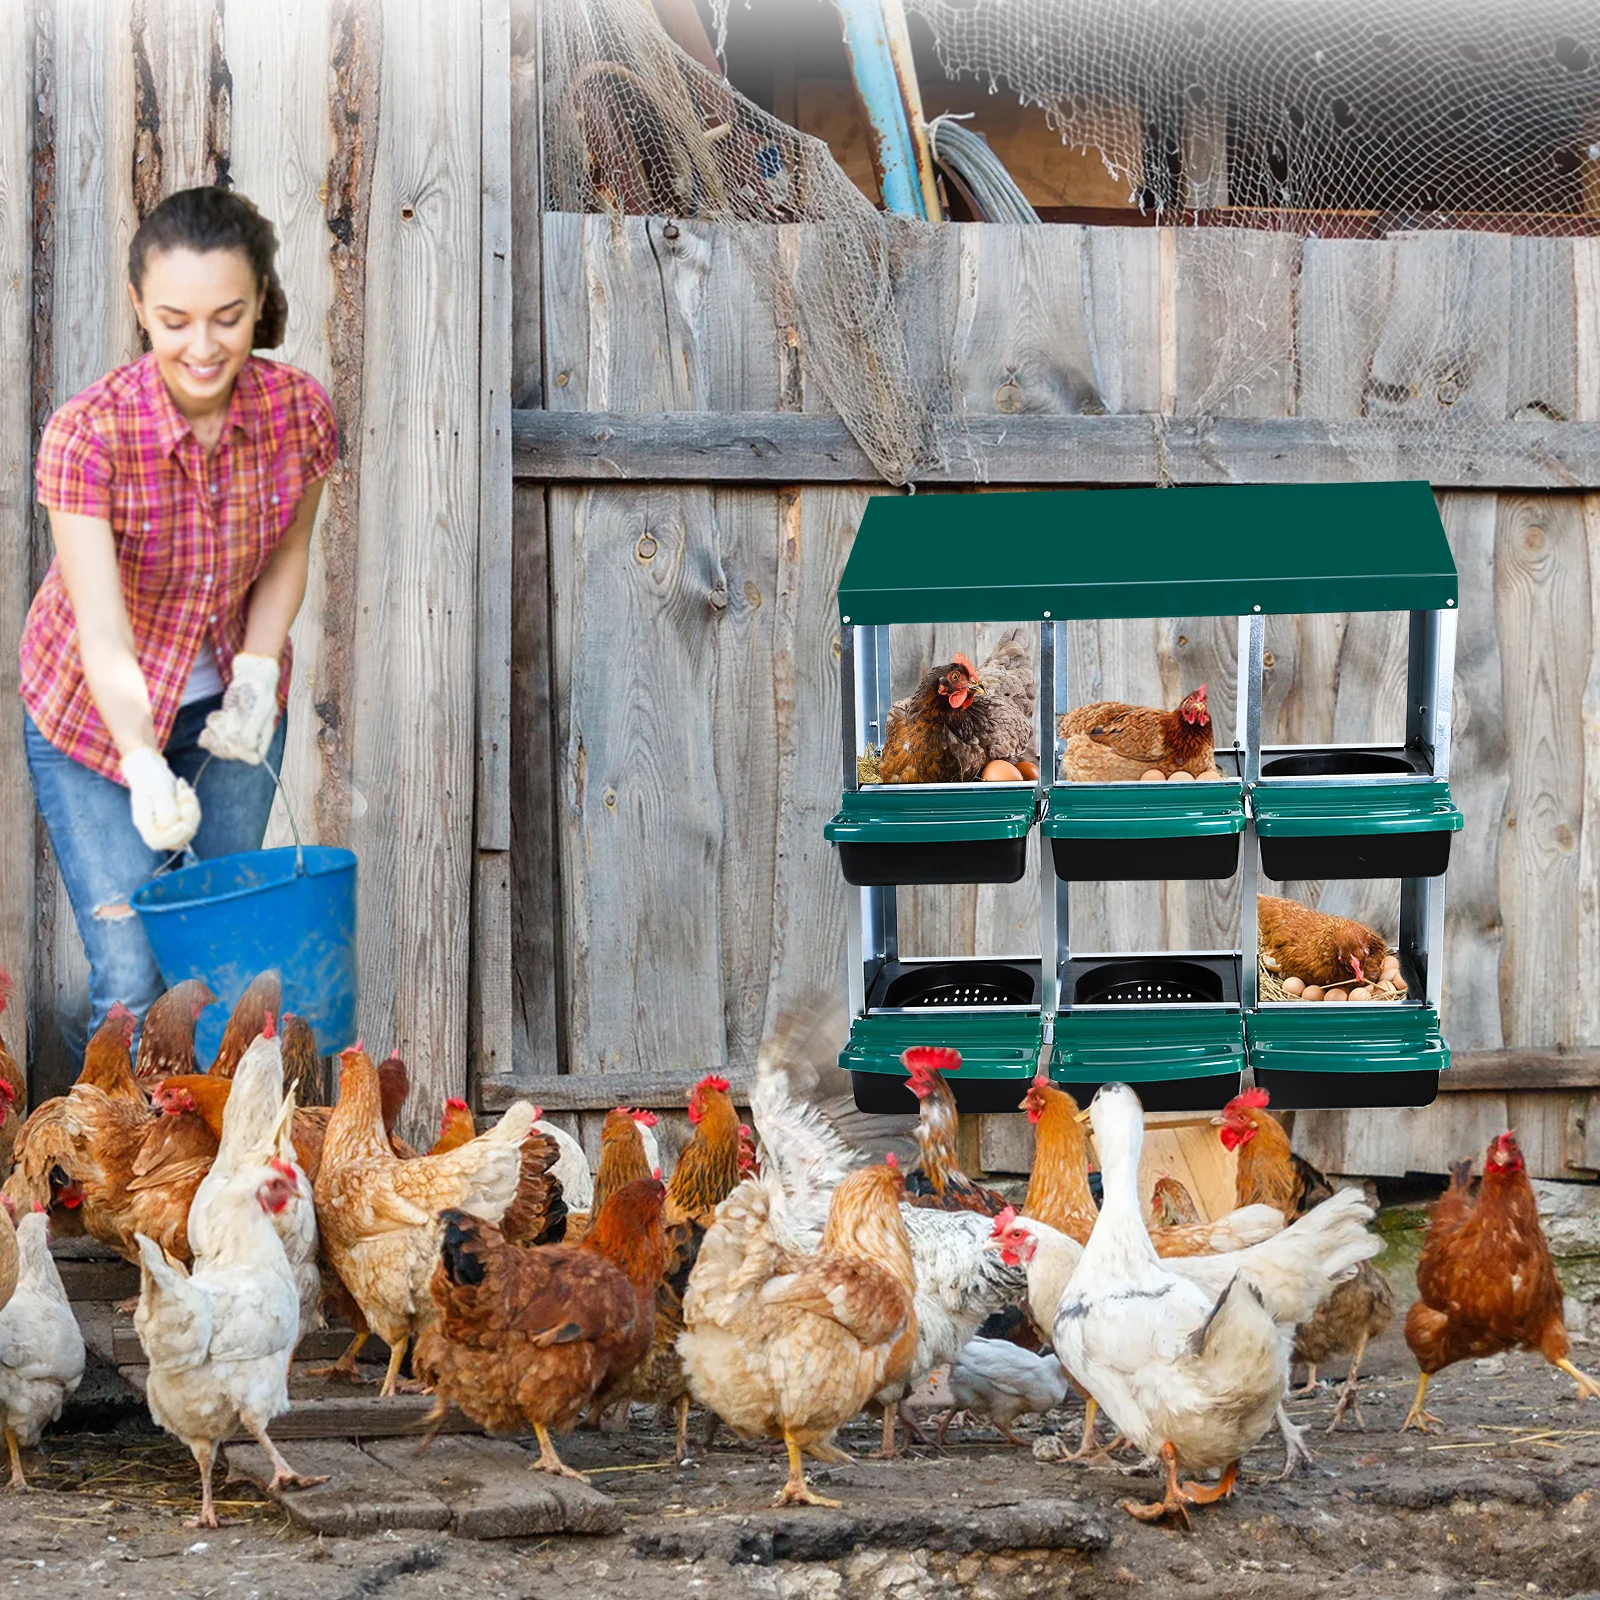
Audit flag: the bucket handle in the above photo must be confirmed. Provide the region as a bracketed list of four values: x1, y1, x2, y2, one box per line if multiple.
[178, 752, 308, 876]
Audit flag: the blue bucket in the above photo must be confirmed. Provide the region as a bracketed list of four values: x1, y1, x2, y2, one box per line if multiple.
[130, 765, 358, 1063]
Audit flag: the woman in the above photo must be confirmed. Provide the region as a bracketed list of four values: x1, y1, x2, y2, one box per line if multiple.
[21, 186, 337, 1048]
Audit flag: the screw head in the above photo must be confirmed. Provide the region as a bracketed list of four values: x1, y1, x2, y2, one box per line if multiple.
[842, 615, 851, 624]
[1043, 610, 1051, 619]
[1253, 604, 1262, 613]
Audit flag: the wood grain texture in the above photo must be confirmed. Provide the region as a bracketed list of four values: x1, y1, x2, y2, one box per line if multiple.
[1495, 495, 1590, 1051]
[0, 0, 34, 1075]
[1573, 241, 1600, 1052]
[343, 0, 482, 1140]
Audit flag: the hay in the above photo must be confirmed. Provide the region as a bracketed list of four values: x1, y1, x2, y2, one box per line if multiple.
[1258, 940, 1405, 1003]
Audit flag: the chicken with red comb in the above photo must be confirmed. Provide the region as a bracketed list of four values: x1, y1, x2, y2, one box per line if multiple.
[900, 1048, 1009, 1218]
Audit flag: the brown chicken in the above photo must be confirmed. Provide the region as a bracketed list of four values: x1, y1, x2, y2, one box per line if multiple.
[1402, 1133, 1600, 1433]
[563, 1108, 652, 1249]
[429, 1098, 475, 1155]
[77, 1006, 147, 1106]
[415, 1178, 668, 1481]
[5, 1050, 218, 1264]
[1150, 1174, 1201, 1228]
[0, 969, 26, 1179]
[313, 1046, 537, 1395]
[1218, 1088, 1393, 1431]
[599, 1074, 744, 1458]
[279, 1013, 325, 1105]
[681, 1161, 918, 1507]
[1059, 683, 1214, 780]
[902, 1048, 1009, 1215]
[209, 972, 282, 1079]
[428, 1100, 567, 1248]
[1257, 895, 1390, 991]
[133, 981, 217, 1083]
[877, 628, 1037, 784]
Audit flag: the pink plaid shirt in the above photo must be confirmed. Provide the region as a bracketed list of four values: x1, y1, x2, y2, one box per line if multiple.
[22, 353, 338, 783]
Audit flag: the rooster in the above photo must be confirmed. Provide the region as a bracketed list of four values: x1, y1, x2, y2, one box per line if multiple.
[877, 628, 1037, 784]
[1402, 1133, 1600, 1433]
[1059, 684, 1214, 781]
[133, 981, 217, 1083]
[415, 1178, 667, 1482]
[902, 1048, 1009, 1216]
[1217, 1088, 1393, 1433]
[1257, 895, 1390, 992]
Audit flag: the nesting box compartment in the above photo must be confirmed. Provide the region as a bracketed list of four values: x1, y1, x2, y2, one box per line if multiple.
[1050, 1001, 1245, 1113]
[841, 986, 1045, 1114]
[1252, 752, 1462, 880]
[826, 785, 1037, 887]
[1246, 1003, 1447, 1109]
[1043, 753, 1244, 882]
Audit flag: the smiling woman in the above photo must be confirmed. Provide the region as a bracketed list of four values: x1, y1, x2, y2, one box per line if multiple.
[19, 187, 338, 1056]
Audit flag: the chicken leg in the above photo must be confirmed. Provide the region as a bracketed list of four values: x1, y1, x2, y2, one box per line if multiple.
[378, 1336, 425, 1397]
[1326, 1332, 1372, 1431]
[1554, 1357, 1600, 1403]
[871, 1401, 900, 1458]
[532, 1423, 589, 1483]
[1120, 1442, 1238, 1525]
[246, 1421, 328, 1493]
[673, 1394, 691, 1462]
[1288, 1363, 1322, 1397]
[775, 1432, 841, 1509]
[1400, 1371, 1443, 1434]
[303, 1330, 370, 1385]
[5, 1426, 27, 1491]
[1276, 1405, 1317, 1476]
[187, 1441, 219, 1529]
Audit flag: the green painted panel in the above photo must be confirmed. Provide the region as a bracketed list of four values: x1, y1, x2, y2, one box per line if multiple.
[1246, 1004, 1449, 1074]
[1050, 1007, 1246, 1081]
[841, 1010, 1043, 1078]
[1043, 779, 1245, 839]
[825, 784, 1038, 843]
[1251, 778, 1463, 837]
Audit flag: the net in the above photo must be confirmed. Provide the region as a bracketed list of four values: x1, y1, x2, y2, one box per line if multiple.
[542, 0, 1600, 480]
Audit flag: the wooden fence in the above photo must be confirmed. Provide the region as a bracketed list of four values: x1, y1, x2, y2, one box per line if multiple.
[4, 2, 1600, 1177]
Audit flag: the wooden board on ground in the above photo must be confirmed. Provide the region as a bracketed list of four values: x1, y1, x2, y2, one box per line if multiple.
[225, 1440, 452, 1536]
[366, 1435, 622, 1537]
[227, 1436, 622, 1538]
[1137, 1120, 1238, 1223]
[110, 1317, 390, 1369]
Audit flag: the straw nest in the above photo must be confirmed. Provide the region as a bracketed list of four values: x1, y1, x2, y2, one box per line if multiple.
[1258, 937, 1407, 1003]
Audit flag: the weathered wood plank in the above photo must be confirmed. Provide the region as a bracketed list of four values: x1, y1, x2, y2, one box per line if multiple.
[1440, 1053, 1600, 1093]
[345, 0, 482, 1134]
[511, 409, 1600, 488]
[1573, 241, 1600, 1054]
[225, 1441, 454, 1534]
[0, 0, 34, 1077]
[135, 0, 228, 201]
[1437, 493, 1507, 1049]
[1496, 495, 1590, 1051]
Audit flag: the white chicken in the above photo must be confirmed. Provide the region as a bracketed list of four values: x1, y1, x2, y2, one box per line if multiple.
[0, 1206, 85, 1488]
[940, 1338, 1068, 1445]
[531, 1108, 592, 1212]
[187, 1017, 321, 1339]
[1022, 1083, 1379, 1521]
[135, 1163, 326, 1526]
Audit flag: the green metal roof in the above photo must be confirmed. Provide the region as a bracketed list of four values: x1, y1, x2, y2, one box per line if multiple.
[836, 481, 1458, 623]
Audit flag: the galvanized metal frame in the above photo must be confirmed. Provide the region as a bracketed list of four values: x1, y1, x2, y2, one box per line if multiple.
[1239, 613, 1265, 1010]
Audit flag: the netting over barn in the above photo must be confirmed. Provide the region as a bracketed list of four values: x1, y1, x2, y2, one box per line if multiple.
[542, 0, 1600, 480]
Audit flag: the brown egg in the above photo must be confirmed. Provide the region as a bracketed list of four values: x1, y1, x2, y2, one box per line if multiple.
[982, 759, 1024, 782]
[1015, 759, 1040, 781]
[1141, 769, 1166, 782]
[1391, 976, 1408, 994]
[1381, 952, 1401, 974]
[1302, 985, 1325, 1003]
[1283, 976, 1306, 997]
[1350, 986, 1374, 1003]
[1168, 770, 1196, 782]
[1325, 987, 1349, 1002]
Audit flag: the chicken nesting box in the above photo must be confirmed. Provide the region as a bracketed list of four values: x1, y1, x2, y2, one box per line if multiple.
[827, 482, 1462, 1115]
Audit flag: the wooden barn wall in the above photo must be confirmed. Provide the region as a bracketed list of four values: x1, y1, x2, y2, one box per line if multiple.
[519, 212, 1600, 1179]
[0, 0, 511, 1147]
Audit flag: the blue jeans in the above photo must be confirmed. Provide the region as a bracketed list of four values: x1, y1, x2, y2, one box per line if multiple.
[24, 697, 287, 1053]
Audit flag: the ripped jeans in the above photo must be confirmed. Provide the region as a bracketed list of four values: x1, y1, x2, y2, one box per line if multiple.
[23, 697, 286, 1053]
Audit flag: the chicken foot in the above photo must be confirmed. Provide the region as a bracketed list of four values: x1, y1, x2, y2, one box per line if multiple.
[378, 1336, 426, 1397]
[246, 1421, 329, 1494]
[187, 1441, 220, 1529]
[1400, 1372, 1444, 1434]
[1287, 1363, 1322, 1397]
[1276, 1405, 1317, 1476]
[5, 1426, 28, 1491]
[1120, 1442, 1238, 1526]
[532, 1423, 590, 1483]
[1325, 1333, 1372, 1432]
[302, 1331, 371, 1385]
[775, 1432, 841, 1509]
[1554, 1357, 1600, 1403]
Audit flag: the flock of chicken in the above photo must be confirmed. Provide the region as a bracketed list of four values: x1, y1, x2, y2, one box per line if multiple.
[0, 967, 1597, 1527]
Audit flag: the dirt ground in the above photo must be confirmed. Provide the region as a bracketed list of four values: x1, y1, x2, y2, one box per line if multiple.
[9, 1322, 1600, 1600]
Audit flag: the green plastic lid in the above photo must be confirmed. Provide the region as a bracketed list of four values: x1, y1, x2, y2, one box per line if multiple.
[837, 481, 1457, 624]
[1250, 778, 1464, 837]
[1051, 1007, 1246, 1081]
[1246, 1003, 1448, 1074]
[1043, 778, 1245, 840]
[825, 784, 1038, 843]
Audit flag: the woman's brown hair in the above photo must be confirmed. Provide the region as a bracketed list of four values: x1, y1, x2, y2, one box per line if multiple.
[128, 186, 288, 349]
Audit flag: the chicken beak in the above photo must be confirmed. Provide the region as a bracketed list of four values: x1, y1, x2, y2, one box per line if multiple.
[1209, 1114, 1227, 1126]
[1073, 1109, 1091, 1125]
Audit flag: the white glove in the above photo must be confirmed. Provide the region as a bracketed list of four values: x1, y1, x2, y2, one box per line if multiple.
[199, 652, 280, 765]
[121, 746, 202, 853]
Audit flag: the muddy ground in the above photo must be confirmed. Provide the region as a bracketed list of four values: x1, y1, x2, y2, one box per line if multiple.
[9, 1321, 1600, 1600]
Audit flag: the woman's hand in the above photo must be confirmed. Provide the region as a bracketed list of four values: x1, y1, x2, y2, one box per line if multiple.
[199, 652, 280, 764]
[121, 747, 202, 852]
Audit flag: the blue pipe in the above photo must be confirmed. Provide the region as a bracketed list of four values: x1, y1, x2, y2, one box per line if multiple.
[834, 0, 929, 219]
